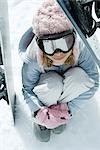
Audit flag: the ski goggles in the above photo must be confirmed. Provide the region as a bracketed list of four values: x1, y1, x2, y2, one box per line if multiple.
[36, 30, 76, 56]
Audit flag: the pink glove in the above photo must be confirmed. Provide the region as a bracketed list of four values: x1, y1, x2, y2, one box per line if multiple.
[34, 103, 71, 129]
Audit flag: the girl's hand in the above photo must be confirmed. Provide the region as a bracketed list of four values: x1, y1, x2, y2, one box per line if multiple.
[33, 103, 71, 129]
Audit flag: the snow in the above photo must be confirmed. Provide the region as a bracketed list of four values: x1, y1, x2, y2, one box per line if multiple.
[0, 0, 100, 150]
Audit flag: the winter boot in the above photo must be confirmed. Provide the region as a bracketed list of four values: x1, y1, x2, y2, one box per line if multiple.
[52, 124, 66, 134]
[33, 123, 51, 142]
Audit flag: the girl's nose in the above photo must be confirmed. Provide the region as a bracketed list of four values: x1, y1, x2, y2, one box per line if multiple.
[54, 48, 62, 53]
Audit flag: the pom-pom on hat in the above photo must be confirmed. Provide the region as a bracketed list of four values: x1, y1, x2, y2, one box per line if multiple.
[32, 0, 73, 37]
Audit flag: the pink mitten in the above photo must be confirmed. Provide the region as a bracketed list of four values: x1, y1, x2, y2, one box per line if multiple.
[35, 103, 71, 129]
[49, 103, 70, 120]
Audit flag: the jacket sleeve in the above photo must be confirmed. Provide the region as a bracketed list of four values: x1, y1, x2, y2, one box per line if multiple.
[19, 28, 44, 112]
[68, 41, 99, 116]
[22, 62, 44, 112]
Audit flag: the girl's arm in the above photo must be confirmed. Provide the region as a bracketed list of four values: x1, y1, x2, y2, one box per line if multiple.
[19, 28, 43, 112]
[22, 62, 44, 112]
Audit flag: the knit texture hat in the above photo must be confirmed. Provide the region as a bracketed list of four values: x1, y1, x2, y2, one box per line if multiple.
[32, 0, 73, 37]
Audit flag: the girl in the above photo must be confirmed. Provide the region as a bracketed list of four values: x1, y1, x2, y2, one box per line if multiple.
[19, 0, 99, 142]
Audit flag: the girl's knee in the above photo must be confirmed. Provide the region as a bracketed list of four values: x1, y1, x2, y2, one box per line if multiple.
[64, 67, 91, 82]
[59, 67, 94, 103]
[39, 71, 63, 84]
[33, 71, 63, 106]
[63, 66, 94, 90]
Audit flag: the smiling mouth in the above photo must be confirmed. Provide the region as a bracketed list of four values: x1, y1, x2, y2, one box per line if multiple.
[53, 55, 65, 60]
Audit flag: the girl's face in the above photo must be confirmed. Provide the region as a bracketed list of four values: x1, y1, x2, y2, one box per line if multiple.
[46, 50, 72, 62]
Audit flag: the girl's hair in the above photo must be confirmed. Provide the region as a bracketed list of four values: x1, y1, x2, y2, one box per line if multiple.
[42, 50, 75, 67]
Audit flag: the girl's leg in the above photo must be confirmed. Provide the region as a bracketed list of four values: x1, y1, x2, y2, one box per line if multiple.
[59, 67, 95, 103]
[33, 71, 63, 141]
[33, 71, 63, 106]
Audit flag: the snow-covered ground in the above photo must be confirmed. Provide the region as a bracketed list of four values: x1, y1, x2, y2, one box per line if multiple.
[0, 0, 100, 150]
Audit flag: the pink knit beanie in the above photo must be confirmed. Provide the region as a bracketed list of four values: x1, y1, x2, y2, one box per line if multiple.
[32, 0, 73, 37]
